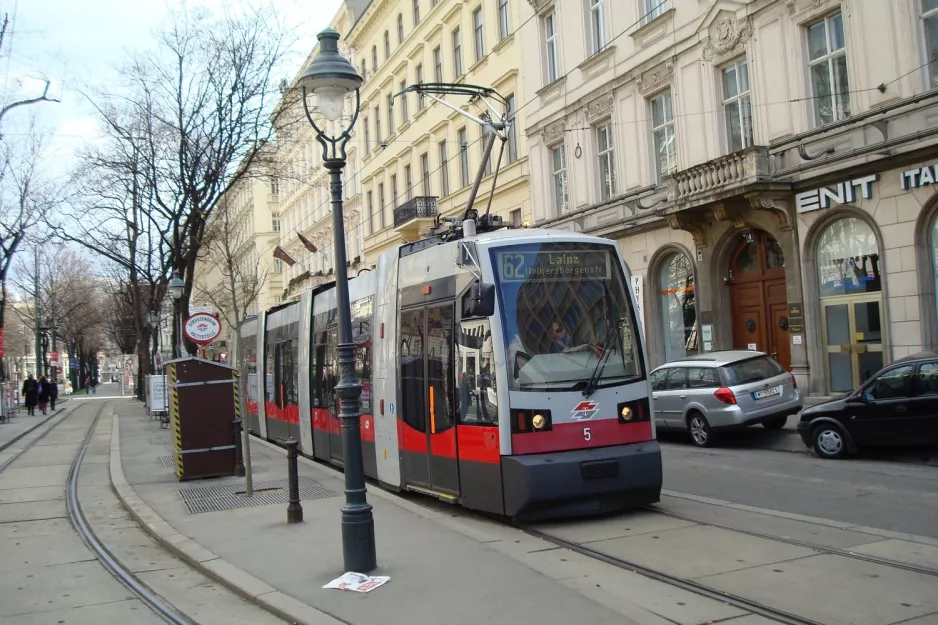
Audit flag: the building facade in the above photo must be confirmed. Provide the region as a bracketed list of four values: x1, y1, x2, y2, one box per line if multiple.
[520, 0, 938, 396]
[346, 0, 532, 266]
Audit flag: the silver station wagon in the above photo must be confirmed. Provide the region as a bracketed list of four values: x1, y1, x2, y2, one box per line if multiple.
[650, 351, 803, 447]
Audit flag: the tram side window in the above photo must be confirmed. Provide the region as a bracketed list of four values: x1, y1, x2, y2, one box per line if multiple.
[427, 306, 454, 432]
[312, 312, 337, 412]
[280, 338, 298, 406]
[400, 309, 427, 432]
[265, 340, 277, 404]
[353, 296, 374, 415]
[456, 318, 498, 425]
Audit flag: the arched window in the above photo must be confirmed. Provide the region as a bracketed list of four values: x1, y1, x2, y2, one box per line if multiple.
[816, 217, 881, 297]
[658, 253, 698, 362]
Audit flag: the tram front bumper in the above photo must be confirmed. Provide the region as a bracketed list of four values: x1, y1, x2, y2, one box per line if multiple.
[502, 441, 662, 521]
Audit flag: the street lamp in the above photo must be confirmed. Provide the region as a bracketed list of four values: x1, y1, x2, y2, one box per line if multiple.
[298, 28, 375, 574]
[169, 272, 185, 358]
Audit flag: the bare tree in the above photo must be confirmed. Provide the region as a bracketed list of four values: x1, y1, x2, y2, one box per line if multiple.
[0, 13, 60, 136]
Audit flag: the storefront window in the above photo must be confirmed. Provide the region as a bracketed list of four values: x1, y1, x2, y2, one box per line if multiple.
[816, 217, 881, 297]
[658, 253, 698, 362]
[931, 214, 938, 319]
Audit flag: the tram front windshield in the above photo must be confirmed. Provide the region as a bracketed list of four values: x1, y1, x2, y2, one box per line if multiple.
[491, 242, 643, 392]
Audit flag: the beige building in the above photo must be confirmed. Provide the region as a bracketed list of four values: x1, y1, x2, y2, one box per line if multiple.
[346, 0, 531, 265]
[521, 0, 938, 396]
[193, 174, 284, 353]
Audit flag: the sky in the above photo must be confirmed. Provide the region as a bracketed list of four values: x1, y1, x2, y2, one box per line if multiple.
[2, 0, 344, 169]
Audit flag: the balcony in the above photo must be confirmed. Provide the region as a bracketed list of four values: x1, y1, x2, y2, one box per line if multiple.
[665, 146, 776, 212]
[393, 196, 438, 238]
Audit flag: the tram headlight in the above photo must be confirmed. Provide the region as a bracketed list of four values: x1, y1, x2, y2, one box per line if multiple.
[617, 399, 650, 424]
[532, 414, 547, 430]
[511, 409, 552, 433]
[620, 406, 633, 421]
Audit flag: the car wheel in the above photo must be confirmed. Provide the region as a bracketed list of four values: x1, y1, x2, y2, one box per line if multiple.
[762, 415, 788, 430]
[687, 412, 714, 448]
[811, 423, 848, 459]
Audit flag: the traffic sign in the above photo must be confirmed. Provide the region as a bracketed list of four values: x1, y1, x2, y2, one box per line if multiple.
[184, 313, 222, 345]
[49, 351, 59, 367]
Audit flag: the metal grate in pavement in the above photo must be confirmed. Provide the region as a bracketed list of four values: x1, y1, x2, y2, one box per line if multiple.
[158, 455, 175, 469]
[149, 438, 172, 446]
[177, 477, 336, 514]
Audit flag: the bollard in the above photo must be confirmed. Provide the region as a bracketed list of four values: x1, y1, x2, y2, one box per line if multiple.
[233, 419, 246, 478]
[285, 438, 303, 523]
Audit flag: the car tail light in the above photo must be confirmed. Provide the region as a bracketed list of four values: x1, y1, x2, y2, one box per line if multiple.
[714, 387, 737, 405]
[791, 373, 797, 389]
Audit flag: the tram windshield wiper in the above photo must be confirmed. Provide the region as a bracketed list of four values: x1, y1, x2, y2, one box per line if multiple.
[582, 283, 625, 398]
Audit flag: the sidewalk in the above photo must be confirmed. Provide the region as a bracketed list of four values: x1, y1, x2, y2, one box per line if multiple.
[109, 399, 765, 625]
[0, 401, 68, 452]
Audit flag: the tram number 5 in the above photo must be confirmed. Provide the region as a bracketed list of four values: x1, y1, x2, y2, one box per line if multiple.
[583, 427, 591, 441]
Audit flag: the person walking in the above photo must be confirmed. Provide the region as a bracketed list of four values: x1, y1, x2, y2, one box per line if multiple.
[22, 374, 38, 416]
[90, 377, 97, 395]
[84, 376, 91, 395]
[37, 375, 50, 415]
[49, 378, 59, 411]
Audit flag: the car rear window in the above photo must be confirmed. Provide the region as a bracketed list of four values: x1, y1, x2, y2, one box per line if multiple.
[721, 356, 784, 386]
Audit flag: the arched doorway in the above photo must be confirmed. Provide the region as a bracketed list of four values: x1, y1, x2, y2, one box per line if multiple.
[728, 230, 791, 370]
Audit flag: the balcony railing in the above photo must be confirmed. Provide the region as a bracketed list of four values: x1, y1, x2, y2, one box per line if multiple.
[666, 146, 770, 205]
[393, 196, 438, 229]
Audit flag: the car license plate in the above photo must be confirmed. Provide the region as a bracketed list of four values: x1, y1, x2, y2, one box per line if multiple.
[753, 385, 781, 399]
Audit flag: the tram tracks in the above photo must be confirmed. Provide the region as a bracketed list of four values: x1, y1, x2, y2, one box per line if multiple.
[0, 403, 196, 625]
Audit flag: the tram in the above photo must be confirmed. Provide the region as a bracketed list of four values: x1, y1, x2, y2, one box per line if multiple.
[235, 218, 662, 520]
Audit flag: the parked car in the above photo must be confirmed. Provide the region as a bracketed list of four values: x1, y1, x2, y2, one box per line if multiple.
[650, 351, 802, 447]
[797, 351, 938, 459]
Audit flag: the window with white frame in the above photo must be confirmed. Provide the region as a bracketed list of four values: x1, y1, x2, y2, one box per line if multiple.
[270, 178, 279, 195]
[405, 164, 414, 200]
[453, 28, 463, 76]
[384, 30, 391, 59]
[924, 1, 938, 86]
[551, 144, 568, 213]
[458, 127, 470, 186]
[807, 12, 850, 125]
[413, 0, 420, 25]
[439, 141, 450, 197]
[473, 8, 485, 62]
[643, 0, 667, 24]
[378, 183, 386, 229]
[272, 213, 281, 232]
[596, 122, 616, 201]
[416, 64, 426, 109]
[651, 91, 677, 181]
[544, 10, 560, 83]
[587, 0, 606, 56]
[372, 46, 378, 72]
[433, 47, 443, 82]
[498, 0, 510, 41]
[506, 94, 517, 163]
[274, 259, 283, 274]
[391, 174, 398, 210]
[374, 106, 381, 143]
[364, 116, 371, 151]
[400, 81, 409, 122]
[398, 13, 405, 44]
[721, 58, 753, 153]
[510, 208, 522, 227]
[387, 94, 395, 133]
[421, 153, 431, 196]
[367, 190, 374, 234]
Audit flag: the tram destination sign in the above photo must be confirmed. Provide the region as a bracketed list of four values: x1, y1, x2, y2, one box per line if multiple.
[495, 249, 611, 283]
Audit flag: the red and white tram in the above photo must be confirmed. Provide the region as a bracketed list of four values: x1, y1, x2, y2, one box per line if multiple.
[236, 223, 662, 520]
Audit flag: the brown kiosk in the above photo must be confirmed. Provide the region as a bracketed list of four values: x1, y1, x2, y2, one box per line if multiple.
[165, 356, 240, 481]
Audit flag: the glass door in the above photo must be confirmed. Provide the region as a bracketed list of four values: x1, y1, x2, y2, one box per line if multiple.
[822, 294, 884, 393]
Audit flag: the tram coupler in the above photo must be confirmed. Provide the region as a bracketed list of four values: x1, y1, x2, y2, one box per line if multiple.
[233, 419, 245, 478]
[284, 438, 303, 523]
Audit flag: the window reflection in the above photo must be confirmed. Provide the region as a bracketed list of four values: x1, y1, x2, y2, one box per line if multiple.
[456, 318, 498, 424]
[817, 217, 881, 297]
[658, 253, 698, 362]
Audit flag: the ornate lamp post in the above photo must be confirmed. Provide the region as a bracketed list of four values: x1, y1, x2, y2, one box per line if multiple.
[297, 28, 375, 573]
[169, 272, 185, 358]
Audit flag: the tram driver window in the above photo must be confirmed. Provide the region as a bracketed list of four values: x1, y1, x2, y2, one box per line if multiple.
[456, 318, 498, 425]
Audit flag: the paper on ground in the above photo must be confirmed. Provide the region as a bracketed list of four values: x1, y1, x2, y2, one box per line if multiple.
[323, 572, 390, 593]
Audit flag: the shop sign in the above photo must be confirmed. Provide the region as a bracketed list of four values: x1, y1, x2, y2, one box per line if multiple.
[795, 175, 877, 213]
[900, 165, 938, 190]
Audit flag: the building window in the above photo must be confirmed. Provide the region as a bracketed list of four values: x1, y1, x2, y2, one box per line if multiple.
[506, 94, 517, 163]
[387, 94, 395, 133]
[420, 153, 431, 196]
[544, 11, 560, 83]
[651, 90, 676, 182]
[458, 127, 470, 187]
[405, 164, 413, 200]
[596, 122, 616, 201]
[361, 61, 367, 83]
[587, 0, 606, 56]
[378, 183, 386, 230]
[375, 106, 381, 143]
[367, 190, 374, 234]
[473, 8, 485, 62]
[453, 28, 463, 76]
[398, 13, 405, 44]
[391, 174, 398, 210]
[416, 64, 425, 109]
[372, 46, 378, 73]
[272, 213, 281, 232]
[721, 58, 753, 153]
[482, 127, 493, 176]
[413, 0, 420, 25]
[551, 144, 567, 214]
[400, 81, 409, 122]
[270, 178, 279, 195]
[643, 0, 667, 24]
[274, 259, 283, 274]
[433, 47, 443, 83]
[923, 0, 938, 86]
[510, 208, 521, 227]
[384, 30, 391, 60]
[498, 0, 510, 41]
[808, 12, 850, 125]
[364, 116, 371, 151]
[658, 253, 698, 362]
[439, 141, 450, 197]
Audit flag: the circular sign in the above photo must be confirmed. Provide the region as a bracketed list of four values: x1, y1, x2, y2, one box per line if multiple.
[184, 313, 222, 345]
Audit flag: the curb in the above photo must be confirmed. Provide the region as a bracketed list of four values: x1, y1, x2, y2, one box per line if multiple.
[108, 413, 347, 625]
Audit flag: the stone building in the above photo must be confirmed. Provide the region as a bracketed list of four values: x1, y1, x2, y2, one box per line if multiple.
[520, 0, 938, 396]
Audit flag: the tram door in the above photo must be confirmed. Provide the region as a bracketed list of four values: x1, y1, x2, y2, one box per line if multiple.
[399, 305, 459, 496]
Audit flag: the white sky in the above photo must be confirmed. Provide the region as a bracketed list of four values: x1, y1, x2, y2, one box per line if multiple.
[2, 0, 344, 166]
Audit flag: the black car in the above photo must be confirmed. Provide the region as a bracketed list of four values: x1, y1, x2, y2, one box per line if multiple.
[797, 351, 938, 459]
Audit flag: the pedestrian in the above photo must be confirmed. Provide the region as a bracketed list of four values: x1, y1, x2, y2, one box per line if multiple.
[49, 378, 59, 411]
[37, 375, 50, 415]
[85, 376, 91, 395]
[22, 374, 38, 416]
[91, 378, 97, 395]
